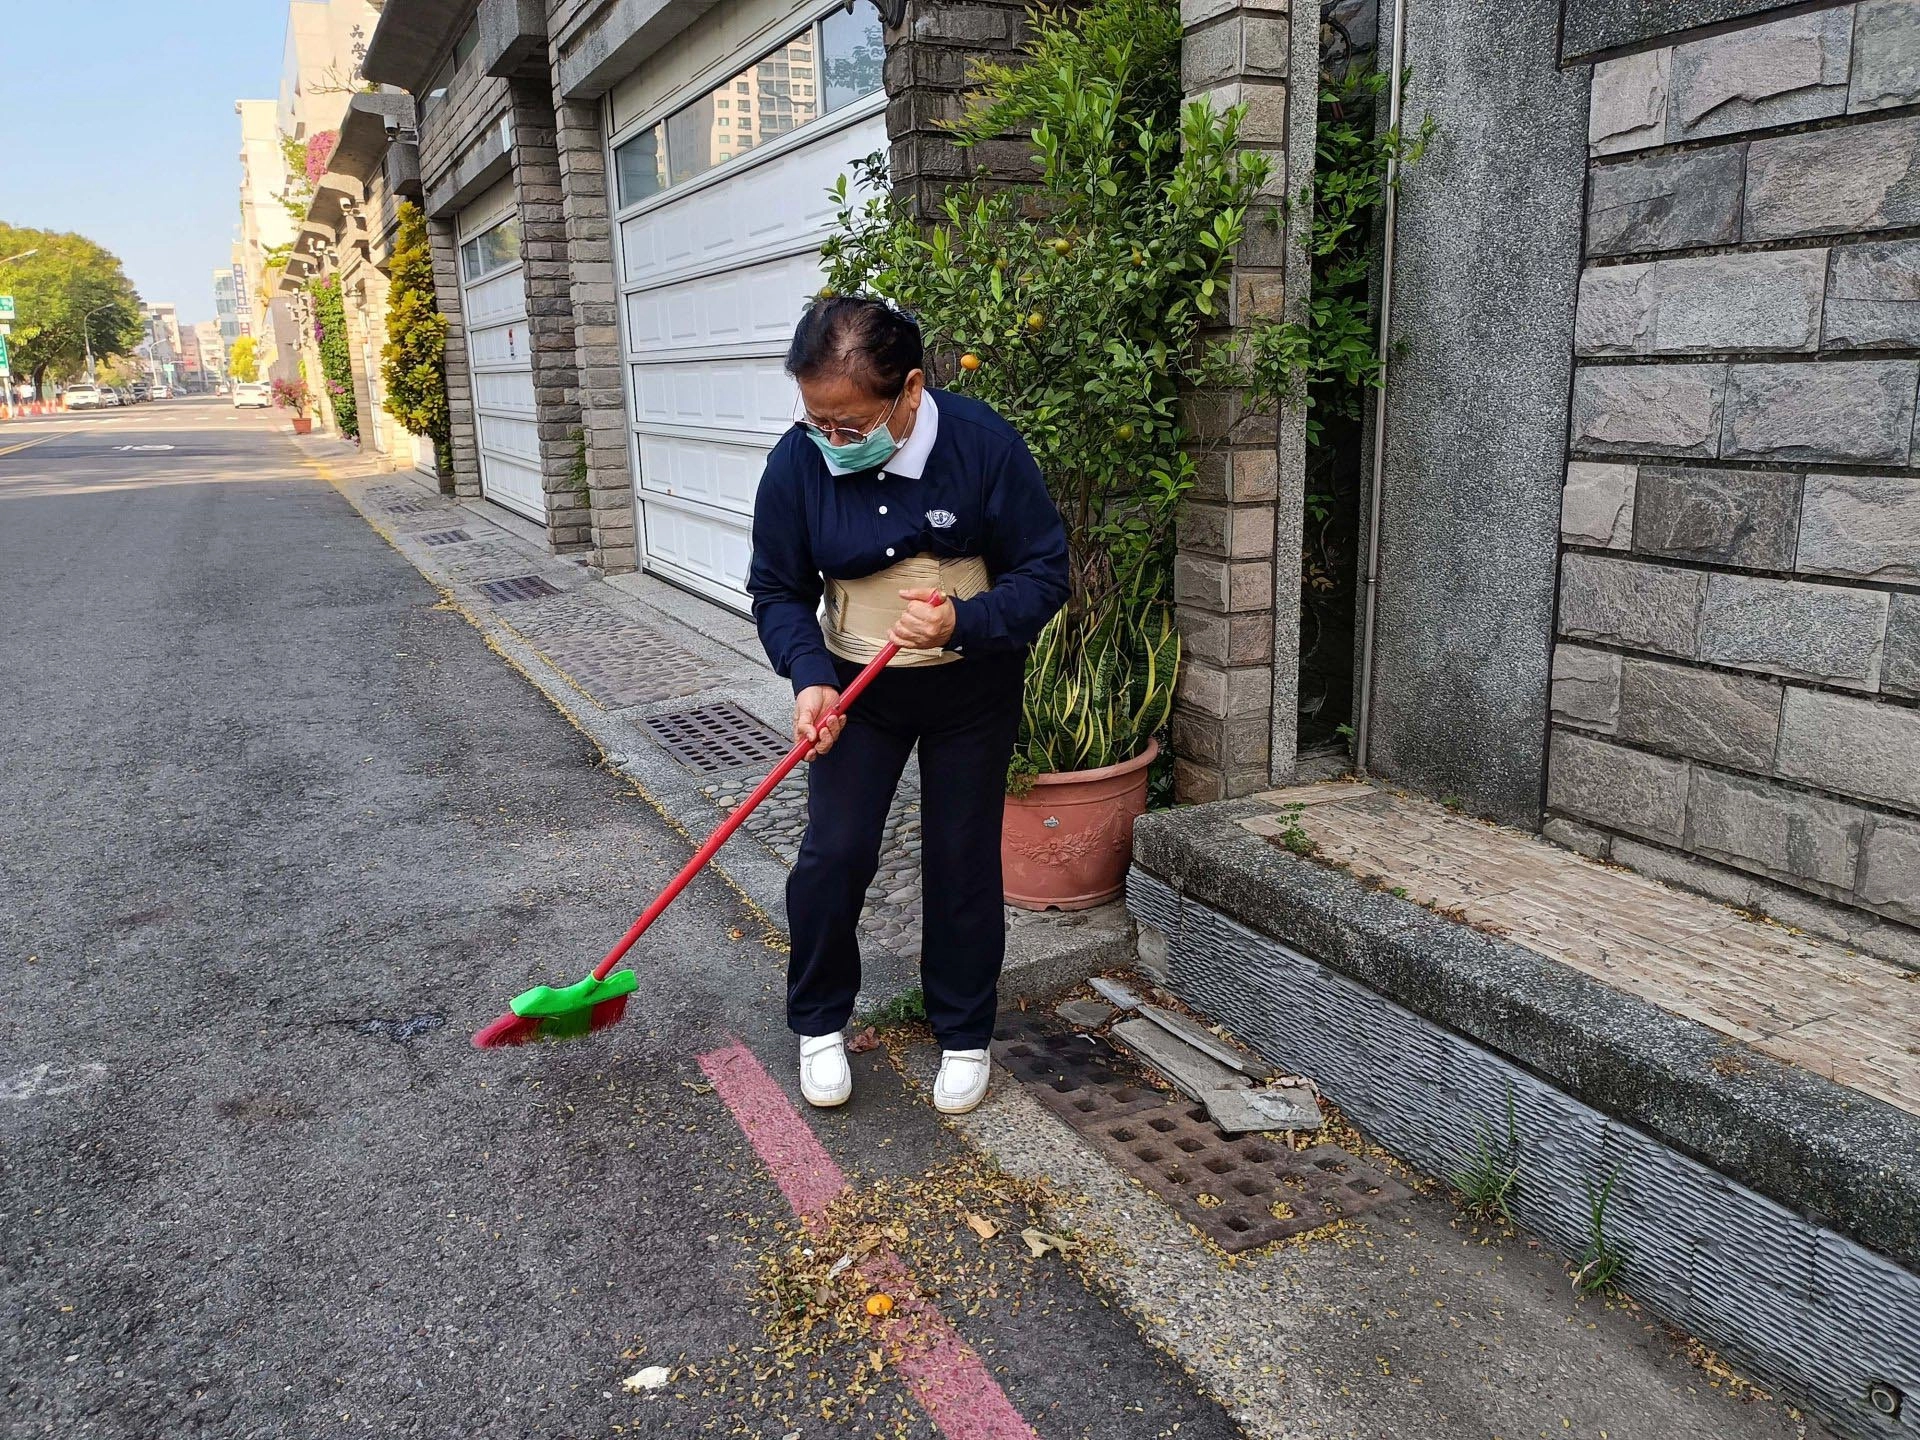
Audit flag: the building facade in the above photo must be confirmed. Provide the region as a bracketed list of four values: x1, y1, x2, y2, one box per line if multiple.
[234, 0, 384, 390]
[213, 266, 247, 351]
[352, 0, 1917, 971]
[285, 91, 437, 472]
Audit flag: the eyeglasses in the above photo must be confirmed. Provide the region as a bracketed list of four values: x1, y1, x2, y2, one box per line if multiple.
[797, 392, 899, 446]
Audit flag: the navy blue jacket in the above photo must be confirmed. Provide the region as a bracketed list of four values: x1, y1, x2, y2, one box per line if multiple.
[747, 389, 1070, 694]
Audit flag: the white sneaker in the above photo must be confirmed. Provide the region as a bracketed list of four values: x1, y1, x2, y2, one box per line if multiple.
[799, 1032, 851, 1108]
[933, 1048, 991, 1115]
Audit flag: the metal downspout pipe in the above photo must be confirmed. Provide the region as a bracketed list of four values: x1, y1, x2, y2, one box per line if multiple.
[1352, 0, 1408, 775]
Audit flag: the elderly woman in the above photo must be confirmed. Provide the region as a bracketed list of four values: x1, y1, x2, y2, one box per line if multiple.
[747, 296, 1068, 1116]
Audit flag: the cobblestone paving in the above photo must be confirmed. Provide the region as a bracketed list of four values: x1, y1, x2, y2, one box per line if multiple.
[704, 767, 926, 961]
[439, 543, 556, 583]
[498, 596, 722, 709]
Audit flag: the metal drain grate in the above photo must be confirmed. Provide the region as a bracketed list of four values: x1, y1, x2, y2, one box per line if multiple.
[384, 501, 431, 515]
[476, 574, 562, 604]
[645, 702, 792, 773]
[995, 1017, 1409, 1253]
[419, 529, 472, 547]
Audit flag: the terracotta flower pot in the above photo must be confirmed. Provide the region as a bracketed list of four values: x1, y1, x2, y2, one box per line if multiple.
[1001, 738, 1158, 911]
[291, 417, 313, 434]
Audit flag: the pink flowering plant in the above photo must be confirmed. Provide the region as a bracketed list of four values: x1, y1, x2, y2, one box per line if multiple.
[271, 377, 311, 417]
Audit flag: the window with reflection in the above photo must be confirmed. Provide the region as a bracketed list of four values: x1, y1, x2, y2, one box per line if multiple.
[459, 217, 521, 282]
[611, 1, 883, 209]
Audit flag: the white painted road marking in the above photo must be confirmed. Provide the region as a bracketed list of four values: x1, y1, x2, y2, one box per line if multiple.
[2, 1063, 108, 1100]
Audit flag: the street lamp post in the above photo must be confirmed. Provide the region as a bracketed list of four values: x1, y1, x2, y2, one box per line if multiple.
[79, 299, 123, 387]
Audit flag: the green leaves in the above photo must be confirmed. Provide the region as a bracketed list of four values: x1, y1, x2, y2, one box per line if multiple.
[380, 201, 451, 451]
[0, 222, 143, 386]
[309, 276, 358, 440]
[817, 0, 1428, 782]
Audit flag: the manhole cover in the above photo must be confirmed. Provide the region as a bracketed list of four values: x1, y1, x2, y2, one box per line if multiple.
[419, 529, 472, 547]
[645, 702, 792, 773]
[994, 1017, 1409, 1253]
[476, 574, 562, 604]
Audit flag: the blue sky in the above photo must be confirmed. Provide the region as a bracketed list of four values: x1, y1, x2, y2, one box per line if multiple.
[0, 1, 288, 327]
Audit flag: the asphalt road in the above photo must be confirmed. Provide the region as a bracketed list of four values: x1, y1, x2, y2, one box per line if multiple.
[0, 401, 1245, 1440]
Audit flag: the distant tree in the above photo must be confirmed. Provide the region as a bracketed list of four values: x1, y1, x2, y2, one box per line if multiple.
[230, 335, 259, 383]
[0, 222, 142, 391]
[381, 200, 450, 468]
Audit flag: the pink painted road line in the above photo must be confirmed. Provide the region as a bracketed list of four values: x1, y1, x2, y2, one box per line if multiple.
[697, 1040, 1039, 1440]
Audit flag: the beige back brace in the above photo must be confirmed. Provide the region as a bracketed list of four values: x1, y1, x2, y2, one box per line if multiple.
[822, 551, 992, 668]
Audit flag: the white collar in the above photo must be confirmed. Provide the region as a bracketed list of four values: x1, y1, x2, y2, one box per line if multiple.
[820, 390, 940, 479]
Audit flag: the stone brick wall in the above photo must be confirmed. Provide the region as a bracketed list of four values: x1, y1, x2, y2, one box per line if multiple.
[416, 13, 510, 203]
[426, 213, 482, 499]
[881, 1, 1040, 217]
[1169, 0, 1316, 802]
[506, 80, 590, 551]
[1548, 0, 1920, 965]
[542, 0, 636, 574]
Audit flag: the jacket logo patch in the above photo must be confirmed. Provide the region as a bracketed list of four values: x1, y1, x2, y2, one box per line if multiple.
[926, 509, 957, 529]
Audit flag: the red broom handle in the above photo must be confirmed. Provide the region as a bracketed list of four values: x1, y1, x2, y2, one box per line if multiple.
[589, 595, 942, 982]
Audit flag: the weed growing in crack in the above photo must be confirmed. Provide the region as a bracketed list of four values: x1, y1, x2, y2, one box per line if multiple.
[1277, 802, 1318, 857]
[1452, 1085, 1520, 1225]
[1573, 1167, 1627, 1296]
[859, 986, 928, 1029]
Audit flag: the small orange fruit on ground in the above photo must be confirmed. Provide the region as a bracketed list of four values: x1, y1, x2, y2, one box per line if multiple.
[866, 1293, 895, 1316]
[1026, 312, 1045, 331]
[1051, 237, 1072, 256]
[959, 353, 981, 371]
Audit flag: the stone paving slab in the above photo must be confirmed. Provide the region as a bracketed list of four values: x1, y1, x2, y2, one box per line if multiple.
[1239, 783, 1920, 1117]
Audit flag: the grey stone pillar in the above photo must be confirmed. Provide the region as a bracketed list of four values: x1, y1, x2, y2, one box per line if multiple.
[1170, 0, 1310, 803]
[881, 0, 1040, 216]
[508, 80, 588, 552]
[549, 88, 637, 574]
[427, 215, 482, 499]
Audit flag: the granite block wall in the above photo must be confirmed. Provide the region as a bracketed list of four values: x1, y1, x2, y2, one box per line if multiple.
[1550, 0, 1920, 966]
[1167, 0, 1316, 803]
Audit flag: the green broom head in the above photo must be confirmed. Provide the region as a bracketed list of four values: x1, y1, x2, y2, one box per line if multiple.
[473, 969, 639, 1047]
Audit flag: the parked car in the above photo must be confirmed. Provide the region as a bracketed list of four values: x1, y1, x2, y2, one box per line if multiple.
[99, 387, 124, 407]
[231, 381, 271, 409]
[129, 381, 151, 403]
[63, 383, 102, 410]
[151, 384, 172, 400]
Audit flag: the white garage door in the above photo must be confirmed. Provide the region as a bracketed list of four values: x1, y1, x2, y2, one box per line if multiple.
[458, 182, 545, 524]
[609, 2, 887, 610]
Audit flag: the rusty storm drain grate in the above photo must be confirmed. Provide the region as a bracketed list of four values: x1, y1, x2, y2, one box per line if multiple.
[384, 501, 431, 515]
[994, 1017, 1409, 1253]
[475, 574, 562, 604]
[644, 702, 792, 773]
[418, 529, 472, 547]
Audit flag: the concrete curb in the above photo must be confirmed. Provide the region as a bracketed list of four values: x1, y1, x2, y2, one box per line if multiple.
[1134, 799, 1920, 1277]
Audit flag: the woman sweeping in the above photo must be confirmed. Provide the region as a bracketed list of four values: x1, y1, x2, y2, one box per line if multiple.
[747, 296, 1069, 1115]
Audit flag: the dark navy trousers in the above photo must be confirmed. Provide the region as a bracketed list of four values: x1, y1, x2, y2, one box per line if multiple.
[785, 650, 1026, 1050]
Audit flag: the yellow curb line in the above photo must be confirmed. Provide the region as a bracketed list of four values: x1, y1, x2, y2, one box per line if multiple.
[0, 420, 98, 459]
[302, 452, 789, 955]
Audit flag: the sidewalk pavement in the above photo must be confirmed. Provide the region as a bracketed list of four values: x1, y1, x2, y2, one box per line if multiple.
[296, 433, 1828, 1440]
[291, 435, 1132, 1021]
